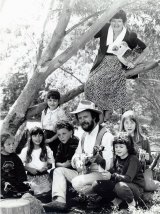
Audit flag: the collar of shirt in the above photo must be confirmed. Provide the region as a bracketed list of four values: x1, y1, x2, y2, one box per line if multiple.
[47, 106, 59, 114]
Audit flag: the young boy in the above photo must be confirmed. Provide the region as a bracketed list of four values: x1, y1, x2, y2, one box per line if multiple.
[1, 133, 29, 198]
[55, 120, 79, 169]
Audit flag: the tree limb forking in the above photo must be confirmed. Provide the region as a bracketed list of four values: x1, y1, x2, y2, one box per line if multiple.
[39, 0, 75, 67]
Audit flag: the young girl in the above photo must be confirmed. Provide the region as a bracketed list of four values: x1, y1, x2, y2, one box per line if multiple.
[1, 133, 29, 198]
[90, 132, 144, 211]
[19, 127, 55, 196]
[41, 90, 68, 157]
[55, 120, 79, 169]
[119, 110, 153, 170]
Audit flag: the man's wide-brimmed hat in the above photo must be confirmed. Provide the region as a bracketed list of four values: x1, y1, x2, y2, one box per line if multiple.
[70, 100, 102, 115]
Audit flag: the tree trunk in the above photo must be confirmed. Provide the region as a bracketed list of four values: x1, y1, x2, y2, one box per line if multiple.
[1, 0, 130, 136]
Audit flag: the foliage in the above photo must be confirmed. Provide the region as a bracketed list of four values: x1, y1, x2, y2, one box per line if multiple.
[1, 72, 28, 111]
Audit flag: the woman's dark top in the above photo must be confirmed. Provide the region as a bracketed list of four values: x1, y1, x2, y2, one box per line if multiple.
[55, 136, 79, 168]
[91, 23, 146, 78]
[110, 155, 145, 188]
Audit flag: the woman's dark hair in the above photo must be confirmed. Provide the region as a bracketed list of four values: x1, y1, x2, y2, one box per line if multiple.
[26, 127, 47, 163]
[55, 120, 74, 134]
[110, 10, 127, 23]
[75, 110, 100, 123]
[44, 90, 61, 114]
[119, 110, 143, 143]
[113, 132, 136, 155]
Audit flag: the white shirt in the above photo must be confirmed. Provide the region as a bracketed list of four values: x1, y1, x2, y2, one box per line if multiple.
[41, 107, 67, 132]
[72, 124, 114, 171]
[19, 146, 55, 170]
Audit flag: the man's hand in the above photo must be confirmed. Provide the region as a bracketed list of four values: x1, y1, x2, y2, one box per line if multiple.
[102, 171, 111, 180]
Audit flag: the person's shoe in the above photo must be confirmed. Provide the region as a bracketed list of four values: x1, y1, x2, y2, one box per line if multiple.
[43, 200, 67, 212]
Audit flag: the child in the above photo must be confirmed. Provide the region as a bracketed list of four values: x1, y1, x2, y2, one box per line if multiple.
[119, 110, 160, 191]
[55, 120, 79, 169]
[90, 132, 144, 211]
[1, 133, 29, 198]
[19, 127, 55, 196]
[41, 90, 68, 157]
[119, 110, 153, 169]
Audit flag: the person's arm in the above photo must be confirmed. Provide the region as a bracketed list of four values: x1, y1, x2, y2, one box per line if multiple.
[46, 146, 55, 169]
[55, 143, 63, 164]
[133, 46, 149, 66]
[111, 156, 139, 183]
[71, 139, 83, 168]
[67, 137, 79, 161]
[144, 138, 153, 165]
[15, 154, 27, 182]
[45, 134, 58, 144]
[101, 132, 114, 170]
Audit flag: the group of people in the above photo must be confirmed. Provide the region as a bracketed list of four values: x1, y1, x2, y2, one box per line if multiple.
[1, 9, 159, 214]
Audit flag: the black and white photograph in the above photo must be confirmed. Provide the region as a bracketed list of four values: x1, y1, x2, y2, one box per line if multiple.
[0, 0, 160, 213]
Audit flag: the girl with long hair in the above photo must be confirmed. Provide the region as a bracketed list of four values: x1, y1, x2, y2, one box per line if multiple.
[19, 127, 55, 196]
[119, 110, 152, 169]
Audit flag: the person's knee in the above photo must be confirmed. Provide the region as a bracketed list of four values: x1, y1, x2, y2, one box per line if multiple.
[53, 167, 65, 177]
[115, 182, 134, 203]
[72, 176, 84, 192]
[92, 180, 99, 193]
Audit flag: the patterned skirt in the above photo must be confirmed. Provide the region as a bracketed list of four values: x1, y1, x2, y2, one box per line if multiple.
[85, 55, 127, 111]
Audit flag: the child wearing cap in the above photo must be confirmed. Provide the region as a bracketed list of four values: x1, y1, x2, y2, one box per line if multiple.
[41, 90, 68, 157]
[90, 132, 145, 211]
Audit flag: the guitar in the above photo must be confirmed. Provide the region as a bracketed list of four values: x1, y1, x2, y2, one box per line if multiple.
[76, 145, 105, 174]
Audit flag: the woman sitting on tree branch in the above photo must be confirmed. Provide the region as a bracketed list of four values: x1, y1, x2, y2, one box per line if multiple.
[85, 10, 148, 121]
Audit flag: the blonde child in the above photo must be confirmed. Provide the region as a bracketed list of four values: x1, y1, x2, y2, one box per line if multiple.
[1, 133, 29, 198]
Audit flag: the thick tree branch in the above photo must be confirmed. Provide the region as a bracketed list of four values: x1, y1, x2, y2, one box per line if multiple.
[39, 0, 75, 66]
[125, 61, 160, 78]
[26, 84, 84, 119]
[36, 0, 55, 63]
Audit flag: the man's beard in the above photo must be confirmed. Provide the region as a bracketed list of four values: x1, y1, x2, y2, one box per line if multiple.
[81, 120, 95, 132]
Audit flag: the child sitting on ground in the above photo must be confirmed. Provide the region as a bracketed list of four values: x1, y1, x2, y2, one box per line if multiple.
[19, 127, 55, 196]
[1, 133, 29, 198]
[55, 120, 79, 169]
[90, 132, 145, 212]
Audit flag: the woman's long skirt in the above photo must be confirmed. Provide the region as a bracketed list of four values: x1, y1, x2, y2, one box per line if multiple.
[85, 55, 127, 112]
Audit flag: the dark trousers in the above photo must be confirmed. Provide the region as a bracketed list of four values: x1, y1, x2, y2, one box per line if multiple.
[92, 180, 143, 203]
